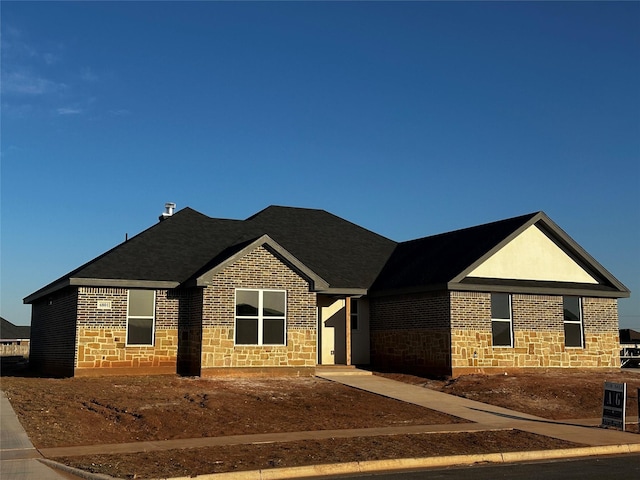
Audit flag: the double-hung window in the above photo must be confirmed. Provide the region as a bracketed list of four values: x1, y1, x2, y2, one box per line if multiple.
[127, 290, 155, 346]
[235, 289, 286, 345]
[491, 293, 513, 347]
[563, 296, 584, 348]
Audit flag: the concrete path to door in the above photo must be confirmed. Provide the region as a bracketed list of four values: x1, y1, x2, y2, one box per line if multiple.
[315, 369, 640, 447]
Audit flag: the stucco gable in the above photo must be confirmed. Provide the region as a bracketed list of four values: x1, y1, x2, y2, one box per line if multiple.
[466, 224, 599, 284]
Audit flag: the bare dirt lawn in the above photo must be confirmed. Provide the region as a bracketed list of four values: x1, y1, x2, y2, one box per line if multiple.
[2, 369, 639, 479]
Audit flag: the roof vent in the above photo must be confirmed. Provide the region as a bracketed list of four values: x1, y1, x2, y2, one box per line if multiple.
[160, 202, 176, 221]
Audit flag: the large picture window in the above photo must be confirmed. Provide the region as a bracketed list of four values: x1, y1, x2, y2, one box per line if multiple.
[127, 290, 155, 346]
[563, 296, 584, 348]
[491, 293, 513, 347]
[235, 289, 286, 345]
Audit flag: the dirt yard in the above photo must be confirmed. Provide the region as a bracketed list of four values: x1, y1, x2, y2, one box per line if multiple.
[2, 369, 639, 479]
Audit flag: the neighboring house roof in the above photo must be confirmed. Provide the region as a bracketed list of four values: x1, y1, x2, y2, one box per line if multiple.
[620, 329, 640, 344]
[24, 207, 630, 304]
[0, 317, 31, 340]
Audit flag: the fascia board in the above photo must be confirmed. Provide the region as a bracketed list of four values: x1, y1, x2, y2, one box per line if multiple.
[195, 234, 330, 291]
[533, 214, 631, 295]
[451, 212, 543, 284]
[448, 280, 630, 299]
[315, 288, 368, 296]
[70, 278, 180, 289]
[451, 212, 630, 295]
[23, 279, 71, 304]
[23, 278, 181, 304]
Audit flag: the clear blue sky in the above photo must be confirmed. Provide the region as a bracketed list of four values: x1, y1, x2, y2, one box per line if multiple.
[2, 2, 639, 329]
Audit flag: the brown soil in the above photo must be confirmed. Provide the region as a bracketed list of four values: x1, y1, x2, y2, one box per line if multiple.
[2, 369, 639, 479]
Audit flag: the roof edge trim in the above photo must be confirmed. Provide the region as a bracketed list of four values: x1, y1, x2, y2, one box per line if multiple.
[449, 280, 630, 298]
[70, 278, 180, 289]
[195, 234, 330, 291]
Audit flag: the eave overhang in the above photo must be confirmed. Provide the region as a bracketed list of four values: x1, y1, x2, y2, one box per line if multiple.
[449, 278, 630, 299]
[24, 278, 180, 304]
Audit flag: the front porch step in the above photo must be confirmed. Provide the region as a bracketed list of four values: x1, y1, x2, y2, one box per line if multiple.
[315, 365, 373, 376]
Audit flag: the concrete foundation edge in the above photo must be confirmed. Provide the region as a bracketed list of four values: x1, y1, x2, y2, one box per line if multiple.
[41, 444, 640, 480]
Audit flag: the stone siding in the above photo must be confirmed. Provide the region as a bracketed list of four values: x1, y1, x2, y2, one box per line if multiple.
[75, 287, 179, 373]
[450, 292, 620, 375]
[200, 245, 316, 370]
[370, 290, 620, 376]
[370, 292, 451, 373]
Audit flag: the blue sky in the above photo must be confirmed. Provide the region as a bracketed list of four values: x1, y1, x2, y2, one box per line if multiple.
[1, 2, 638, 329]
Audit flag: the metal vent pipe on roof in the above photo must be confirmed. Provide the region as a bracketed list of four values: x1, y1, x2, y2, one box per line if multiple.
[159, 202, 176, 221]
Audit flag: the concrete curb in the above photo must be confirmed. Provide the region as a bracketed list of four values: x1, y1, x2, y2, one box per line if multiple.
[134, 444, 640, 480]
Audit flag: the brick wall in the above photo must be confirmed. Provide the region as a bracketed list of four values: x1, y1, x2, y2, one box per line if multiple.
[200, 245, 316, 370]
[75, 287, 179, 374]
[370, 290, 621, 376]
[450, 292, 620, 375]
[370, 292, 452, 374]
[29, 287, 78, 377]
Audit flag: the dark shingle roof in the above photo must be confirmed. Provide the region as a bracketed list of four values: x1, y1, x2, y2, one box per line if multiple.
[25, 206, 397, 302]
[1, 317, 31, 340]
[24, 207, 629, 303]
[371, 212, 540, 292]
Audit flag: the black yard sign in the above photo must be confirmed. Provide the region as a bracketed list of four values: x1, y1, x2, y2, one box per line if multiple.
[601, 381, 626, 431]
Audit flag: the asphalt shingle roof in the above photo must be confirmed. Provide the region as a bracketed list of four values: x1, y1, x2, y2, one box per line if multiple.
[0, 317, 31, 340]
[24, 206, 629, 303]
[370, 212, 540, 292]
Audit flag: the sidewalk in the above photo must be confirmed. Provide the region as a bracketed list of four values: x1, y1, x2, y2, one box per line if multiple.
[0, 391, 77, 480]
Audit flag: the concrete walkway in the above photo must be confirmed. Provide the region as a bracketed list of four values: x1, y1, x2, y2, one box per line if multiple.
[316, 371, 640, 447]
[3, 371, 640, 480]
[0, 391, 75, 479]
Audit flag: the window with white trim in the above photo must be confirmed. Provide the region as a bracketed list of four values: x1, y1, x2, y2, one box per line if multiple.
[491, 293, 513, 347]
[563, 296, 584, 348]
[127, 290, 155, 346]
[235, 289, 286, 345]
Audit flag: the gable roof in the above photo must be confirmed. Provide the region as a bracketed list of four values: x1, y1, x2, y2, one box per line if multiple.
[24, 207, 630, 304]
[1, 317, 31, 340]
[371, 212, 630, 298]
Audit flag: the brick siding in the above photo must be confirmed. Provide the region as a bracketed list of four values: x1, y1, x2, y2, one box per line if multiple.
[371, 290, 621, 376]
[200, 245, 316, 369]
[370, 292, 451, 374]
[75, 287, 179, 373]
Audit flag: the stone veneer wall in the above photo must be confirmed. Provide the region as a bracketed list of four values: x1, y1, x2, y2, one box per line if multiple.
[200, 245, 317, 370]
[369, 292, 452, 375]
[450, 292, 621, 375]
[75, 287, 179, 374]
[29, 287, 78, 377]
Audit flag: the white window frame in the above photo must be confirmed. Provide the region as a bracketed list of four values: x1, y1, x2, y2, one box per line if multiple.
[126, 290, 156, 347]
[491, 293, 513, 348]
[563, 296, 584, 348]
[234, 289, 287, 346]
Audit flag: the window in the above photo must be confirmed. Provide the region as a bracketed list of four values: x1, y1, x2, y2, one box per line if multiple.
[235, 289, 286, 345]
[127, 290, 155, 346]
[350, 298, 359, 330]
[563, 296, 584, 348]
[491, 293, 513, 347]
